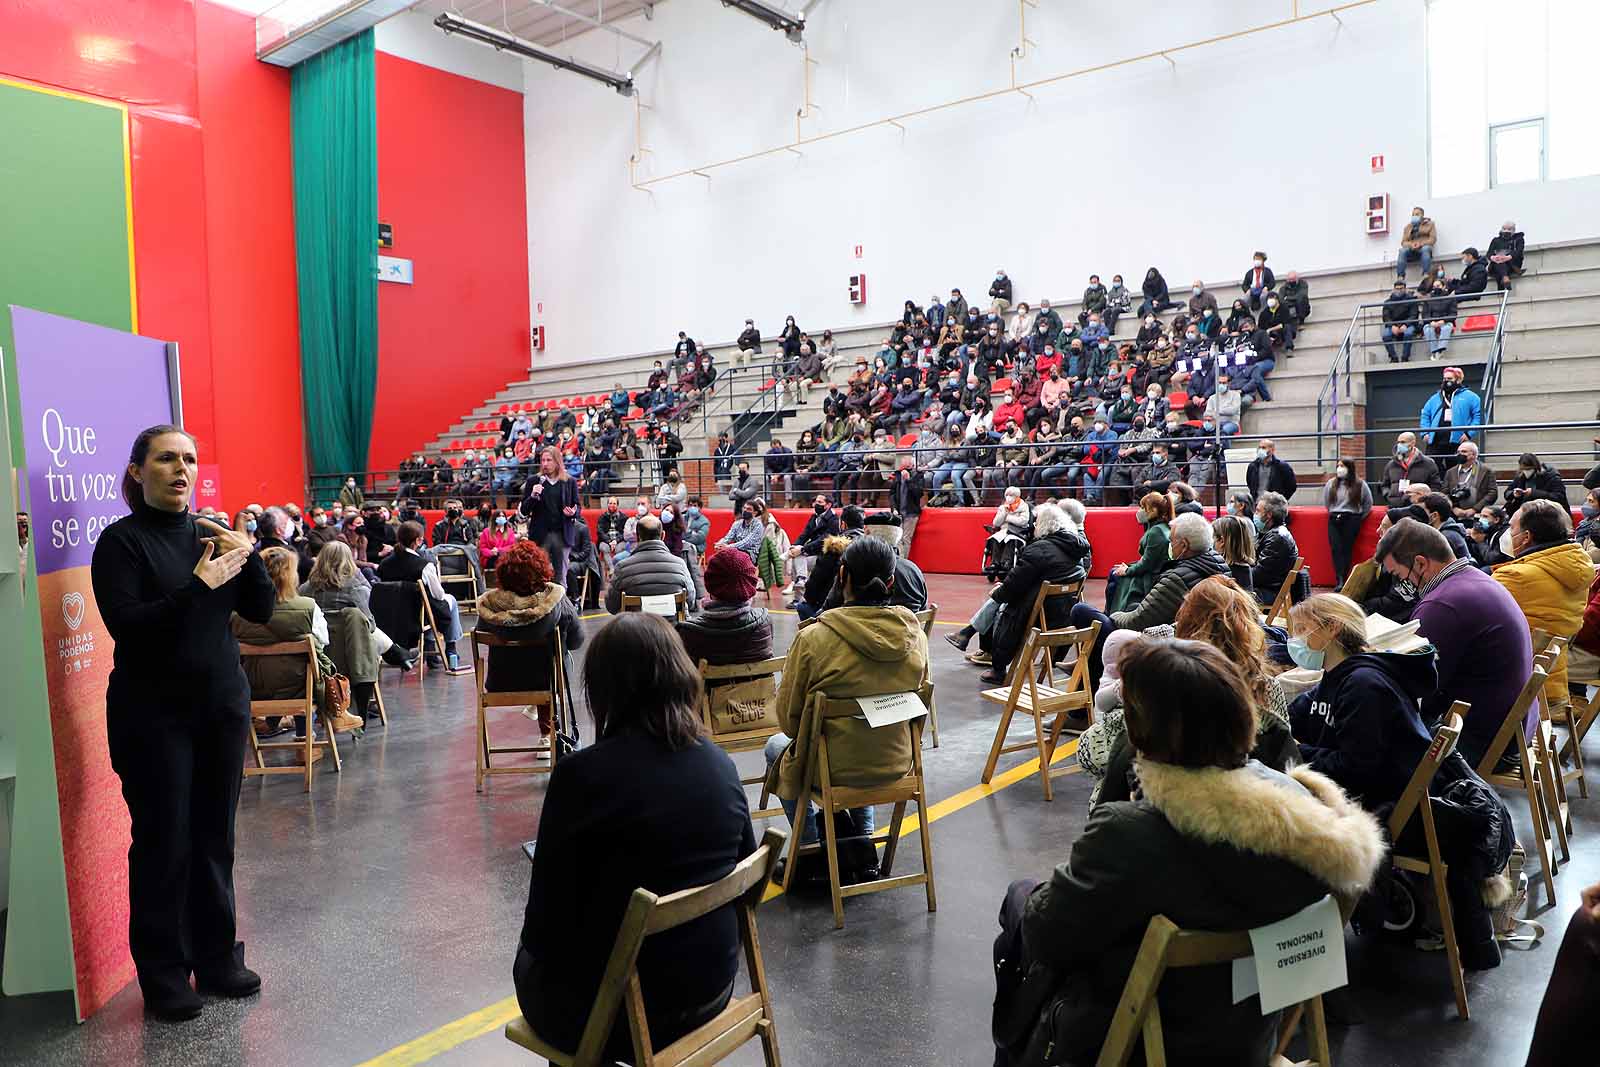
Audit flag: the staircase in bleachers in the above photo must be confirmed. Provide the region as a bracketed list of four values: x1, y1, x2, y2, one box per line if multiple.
[421, 239, 1600, 504]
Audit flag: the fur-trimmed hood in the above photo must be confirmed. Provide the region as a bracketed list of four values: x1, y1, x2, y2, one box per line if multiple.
[1134, 758, 1386, 898]
[476, 584, 566, 628]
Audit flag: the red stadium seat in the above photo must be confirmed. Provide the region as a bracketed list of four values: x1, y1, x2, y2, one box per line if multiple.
[1461, 313, 1497, 333]
[897, 433, 918, 447]
[759, 378, 776, 392]
[991, 377, 1012, 394]
[628, 407, 644, 420]
[450, 456, 462, 467]
[1167, 391, 1189, 410]
[497, 404, 510, 414]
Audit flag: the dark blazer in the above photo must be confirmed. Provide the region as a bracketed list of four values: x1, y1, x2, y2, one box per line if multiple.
[520, 475, 580, 543]
[515, 732, 756, 1058]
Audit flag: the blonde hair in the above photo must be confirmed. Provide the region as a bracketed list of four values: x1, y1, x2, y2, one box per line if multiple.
[1212, 514, 1256, 566]
[1174, 577, 1270, 718]
[307, 540, 358, 592]
[1288, 593, 1368, 654]
[260, 547, 299, 603]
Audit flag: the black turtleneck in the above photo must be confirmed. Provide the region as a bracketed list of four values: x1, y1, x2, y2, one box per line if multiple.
[91, 501, 275, 705]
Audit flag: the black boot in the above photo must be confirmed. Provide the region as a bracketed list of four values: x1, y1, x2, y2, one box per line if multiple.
[194, 941, 262, 999]
[140, 969, 202, 1022]
[944, 626, 975, 652]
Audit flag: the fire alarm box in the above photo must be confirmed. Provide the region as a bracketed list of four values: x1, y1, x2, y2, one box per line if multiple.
[1365, 193, 1389, 236]
[848, 273, 867, 305]
[531, 326, 545, 351]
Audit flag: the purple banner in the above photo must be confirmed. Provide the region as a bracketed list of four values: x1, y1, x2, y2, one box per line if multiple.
[11, 306, 178, 576]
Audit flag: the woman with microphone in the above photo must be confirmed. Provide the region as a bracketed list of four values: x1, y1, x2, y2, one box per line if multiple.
[90, 424, 275, 1020]
[520, 444, 580, 584]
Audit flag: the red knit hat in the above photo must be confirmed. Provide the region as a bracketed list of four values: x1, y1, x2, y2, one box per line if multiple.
[703, 547, 758, 603]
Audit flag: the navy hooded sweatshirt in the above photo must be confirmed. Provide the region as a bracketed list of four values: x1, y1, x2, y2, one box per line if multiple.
[1289, 647, 1439, 811]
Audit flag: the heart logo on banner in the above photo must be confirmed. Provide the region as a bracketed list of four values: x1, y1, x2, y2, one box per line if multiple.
[62, 591, 86, 631]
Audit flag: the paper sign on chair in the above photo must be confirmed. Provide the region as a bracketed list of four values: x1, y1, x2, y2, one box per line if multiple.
[856, 692, 928, 729]
[1230, 895, 1348, 1013]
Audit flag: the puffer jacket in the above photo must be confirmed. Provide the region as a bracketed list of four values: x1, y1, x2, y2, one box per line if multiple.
[476, 584, 585, 693]
[1251, 524, 1300, 606]
[1111, 548, 1229, 632]
[989, 530, 1092, 670]
[771, 604, 931, 802]
[1494, 541, 1595, 704]
[1003, 759, 1383, 1067]
[604, 539, 699, 613]
[676, 602, 774, 667]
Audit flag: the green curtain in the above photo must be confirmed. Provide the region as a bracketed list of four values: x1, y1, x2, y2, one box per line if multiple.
[292, 29, 378, 492]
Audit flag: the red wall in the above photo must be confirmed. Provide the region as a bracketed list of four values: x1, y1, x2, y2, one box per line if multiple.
[371, 52, 530, 476]
[0, 0, 306, 507]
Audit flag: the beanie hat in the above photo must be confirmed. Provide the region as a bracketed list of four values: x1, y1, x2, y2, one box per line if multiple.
[704, 547, 758, 604]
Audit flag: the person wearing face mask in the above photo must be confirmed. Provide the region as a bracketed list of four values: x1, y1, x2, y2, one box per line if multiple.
[1249, 492, 1299, 607]
[1444, 246, 1489, 302]
[1573, 488, 1600, 560]
[1494, 499, 1593, 712]
[432, 499, 473, 546]
[1082, 418, 1119, 505]
[1396, 207, 1437, 280]
[1240, 251, 1276, 312]
[1323, 459, 1373, 587]
[989, 268, 1013, 314]
[478, 509, 517, 574]
[1380, 432, 1441, 507]
[1467, 504, 1511, 570]
[1244, 439, 1297, 503]
[786, 495, 842, 594]
[305, 507, 340, 552]
[1485, 221, 1525, 291]
[1505, 451, 1568, 514]
[1417, 276, 1459, 360]
[1420, 366, 1483, 470]
[1187, 279, 1218, 320]
[338, 475, 365, 509]
[1380, 278, 1420, 363]
[1102, 275, 1131, 334]
[1257, 286, 1297, 354]
[1134, 312, 1165, 353]
[1106, 381, 1140, 432]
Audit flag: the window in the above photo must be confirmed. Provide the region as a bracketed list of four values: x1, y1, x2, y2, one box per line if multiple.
[1428, 0, 1600, 196]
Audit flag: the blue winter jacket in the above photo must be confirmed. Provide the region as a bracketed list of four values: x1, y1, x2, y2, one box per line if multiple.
[1420, 386, 1483, 446]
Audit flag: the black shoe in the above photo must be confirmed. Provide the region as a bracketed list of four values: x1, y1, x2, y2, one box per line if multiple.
[979, 668, 1007, 684]
[195, 946, 262, 999]
[143, 984, 203, 1022]
[424, 654, 445, 670]
[944, 630, 972, 653]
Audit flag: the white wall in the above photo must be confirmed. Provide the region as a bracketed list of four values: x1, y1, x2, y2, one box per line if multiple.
[521, 0, 1600, 366]
[374, 8, 525, 91]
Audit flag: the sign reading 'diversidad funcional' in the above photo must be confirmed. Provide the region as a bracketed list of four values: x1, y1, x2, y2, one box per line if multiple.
[1230, 894, 1349, 1014]
[11, 305, 180, 1019]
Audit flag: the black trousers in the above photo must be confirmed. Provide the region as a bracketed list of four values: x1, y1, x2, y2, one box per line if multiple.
[1327, 511, 1365, 589]
[108, 699, 248, 998]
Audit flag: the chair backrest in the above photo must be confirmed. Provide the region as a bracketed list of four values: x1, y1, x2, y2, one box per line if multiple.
[1266, 556, 1306, 624]
[622, 590, 688, 620]
[238, 637, 317, 706]
[1003, 622, 1099, 701]
[798, 683, 934, 784]
[1096, 909, 1340, 1067]
[568, 828, 787, 1066]
[1473, 664, 1548, 777]
[1390, 706, 1467, 841]
[1027, 578, 1084, 634]
[470, 627, 565, 707]
[913, 604, 938, 641]
[698, 656, 787, 740]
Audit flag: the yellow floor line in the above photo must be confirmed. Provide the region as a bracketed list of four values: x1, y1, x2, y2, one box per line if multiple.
[359, 736, 1079, 1064]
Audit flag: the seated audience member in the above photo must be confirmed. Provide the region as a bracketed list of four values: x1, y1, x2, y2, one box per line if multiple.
[1445, 246, 1489, 300]
[946, 504, 1091, 685]
[1250, 492, 1298, 605]
[1324, 460, 1373, 588]
[1240, 251, 1275, 311]
[1395, 206, 1436, 279]
[235, 547, 365, 737]
[604, 514, 698, 614]
[1070, 511, 1228, 686]
[1418, 277, 1458, 359]
[1081, 579, 1300, 807]
[1131, 442, 1180, 504]
[301, 540, 413, 674]
[1106, 492, 1173, 615]
[377, 521, 467, 672]
[785, 494, 842, 593]
[1211, 513, 1258, 594]
[476, 541, 585, 745]
[595, 497, 628, 573]
[1257, 286, 1298, 352]
[1381, 431, 1441, 506]
[1245, 438, 1297, 502]
[1381, 278, 1420, 362]
[513, 614, 756, 1061]
[995, 638, 1383, 1067]
[765, 538, 931, 874]
[1493, 499, 1593, 714]
[478, 510, 516, 574]
[1505, 451, 1568, 513]
[656, 467, 688, 514]
[1525, 880, 1600, 1067]
[1486, 220, 1525, 290]
[1444, 440, 1497, 520]
[1419, 492, 1471, 559]
[676, 548, 774, 667]
[1137, 266, 1178, 316]
[715, 498, 766, 565]
[1468, 503, 1512, 570]
[1375, 518, 1533, 768]
[750, 498, 792, 596]
[795, 506, 866, 621]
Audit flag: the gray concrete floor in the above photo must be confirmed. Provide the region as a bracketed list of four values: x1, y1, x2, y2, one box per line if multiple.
[2, 591, 1593, 1066]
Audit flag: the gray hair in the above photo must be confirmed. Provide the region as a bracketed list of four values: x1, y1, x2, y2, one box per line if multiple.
[1033, 503, 1079, 539]
[259, 505, 290, 540]
[1059, 498, 1088, 527]
[1258, 491, 1290, 528]
[1169, 512, 1212, 555]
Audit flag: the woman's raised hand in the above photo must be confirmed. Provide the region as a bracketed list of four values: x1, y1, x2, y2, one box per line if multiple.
[193, 540, 250, 590]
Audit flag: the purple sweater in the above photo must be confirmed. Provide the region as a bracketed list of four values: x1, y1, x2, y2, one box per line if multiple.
[1409, 564, 1534, 768]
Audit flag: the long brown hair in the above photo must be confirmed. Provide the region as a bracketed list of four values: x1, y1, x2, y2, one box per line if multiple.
[582, 614, 704, 750]
[1174, 576, 1273, 716]
[539, 445, 569, 482]
[121, 424, 195, 511]
[260, 547, 299, 602]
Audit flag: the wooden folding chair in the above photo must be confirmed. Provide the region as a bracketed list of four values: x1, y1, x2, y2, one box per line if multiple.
[622, 590, 689, 621]
[1018, 578, 1085, 683]
[779, 686, 937, 928]
[1531, 638, 1574, 857]
[1392, 705, 1471, 1020]
[505, 827, 787, 1067]
[469, 629, 571, 792]
[1556, 663, 1599, 800]
[1096, 912, 1340, 1067]
[980, 623, 1099, 801]
[400, 579, 451, 677]
[434, 544, 480, 613]
[913, 605, 942, 747]
[1476, 663, 1559, 899]
[1266, 556, 1306, 627]
[698, 656, 788, 820]
[241, 637, 342, 793]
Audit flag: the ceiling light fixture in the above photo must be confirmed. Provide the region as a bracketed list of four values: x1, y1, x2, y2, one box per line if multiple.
[433, 11, 635, 96]
[720, 0, 805, 44]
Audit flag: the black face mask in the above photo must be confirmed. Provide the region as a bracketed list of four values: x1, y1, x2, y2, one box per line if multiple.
[447, 509, 461, 519]
[1442, 380, 1456, 392]
[814, 503, 827, 513]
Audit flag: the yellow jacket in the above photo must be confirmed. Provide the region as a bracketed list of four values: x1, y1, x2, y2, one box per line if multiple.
[771, 605, 930, 801]
[1494, 542, 1596, 703]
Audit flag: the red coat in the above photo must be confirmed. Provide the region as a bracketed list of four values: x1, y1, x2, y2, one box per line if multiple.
[1035, 352, 1063, 377]
[992, 400, 1027, 432]
[1575, 571, 1600, 657]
